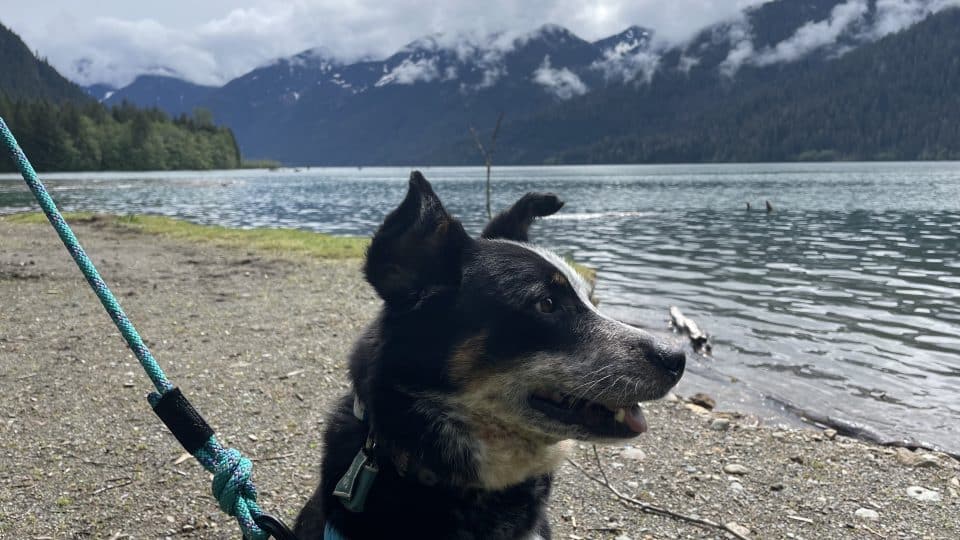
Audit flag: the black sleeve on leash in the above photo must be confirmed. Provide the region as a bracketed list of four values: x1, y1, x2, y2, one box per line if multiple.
[151, 387, 215, 454]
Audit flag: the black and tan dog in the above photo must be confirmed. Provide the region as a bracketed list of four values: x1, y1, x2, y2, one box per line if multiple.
[295, 171, 684, 539]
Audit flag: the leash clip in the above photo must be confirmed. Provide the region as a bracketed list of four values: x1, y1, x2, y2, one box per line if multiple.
[332, 441, 379, 513]
[251, 513, 300, 540]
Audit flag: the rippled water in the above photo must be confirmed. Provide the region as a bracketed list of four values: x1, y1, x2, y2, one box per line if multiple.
[2, 163, 959, 453]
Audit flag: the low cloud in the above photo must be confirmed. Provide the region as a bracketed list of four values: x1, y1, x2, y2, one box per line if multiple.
[377, 58, 444, 86]
[752, 0, 868, 66]
[718, 20, 755, 78]
[532, 55, 588, 99]
[8, 0, 769, 88]
[718, 0, 960, 77]
[591, 33, 661, 84]
[868, 0, 960, 39]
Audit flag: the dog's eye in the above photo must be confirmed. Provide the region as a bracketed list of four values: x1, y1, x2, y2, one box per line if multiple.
[537, 297, 555, 314]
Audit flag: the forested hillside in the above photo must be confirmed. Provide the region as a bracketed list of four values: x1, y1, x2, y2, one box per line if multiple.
[0, 98, 241, 172]
[0, 22, 241, 171]
[547, 8, 960, 163]
[0, 22, 89, 103]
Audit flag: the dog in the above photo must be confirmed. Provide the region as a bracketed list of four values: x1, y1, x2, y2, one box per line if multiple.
[294, 171, 685, 539]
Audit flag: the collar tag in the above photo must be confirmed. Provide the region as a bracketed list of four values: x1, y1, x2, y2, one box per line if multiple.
[332, 448, 379, 513]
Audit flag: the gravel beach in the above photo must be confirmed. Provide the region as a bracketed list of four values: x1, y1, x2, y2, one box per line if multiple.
[1, 217, 957, 539]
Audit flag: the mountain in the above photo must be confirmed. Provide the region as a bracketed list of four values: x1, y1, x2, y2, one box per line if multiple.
[0, 21, 241, 172]
[79, 0, 960, 165]
[83, 83, 117, 102]
[554, 6, 960, 163]
[432, 0, 960, 164]
[86, 75, 218, 117]
[192, 23, 658, 163]
[0, 21, 90, 102]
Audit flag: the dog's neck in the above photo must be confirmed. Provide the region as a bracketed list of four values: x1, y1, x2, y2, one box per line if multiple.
[464, 410, 572, 490]
[363, 391, 570, 491]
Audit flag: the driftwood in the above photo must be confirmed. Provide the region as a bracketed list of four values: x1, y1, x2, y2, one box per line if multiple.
[469, 111, 505, 220]
[669, 306, 711, 355]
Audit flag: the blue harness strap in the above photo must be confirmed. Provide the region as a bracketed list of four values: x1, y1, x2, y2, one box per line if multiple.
[324, 522, 349, 540]
[0, 116, 287, 540]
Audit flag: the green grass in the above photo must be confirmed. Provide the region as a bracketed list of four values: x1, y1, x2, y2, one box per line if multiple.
[3, 212, 369, 259]
[4, 213, 598, 282]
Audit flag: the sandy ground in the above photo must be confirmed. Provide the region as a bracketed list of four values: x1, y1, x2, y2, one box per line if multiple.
[1, 218, 958, 539]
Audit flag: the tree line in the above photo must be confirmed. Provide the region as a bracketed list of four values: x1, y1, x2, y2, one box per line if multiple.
[0, 96, 241, 172]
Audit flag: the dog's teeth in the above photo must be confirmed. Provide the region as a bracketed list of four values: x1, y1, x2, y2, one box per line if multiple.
[614, 408, 626, 423]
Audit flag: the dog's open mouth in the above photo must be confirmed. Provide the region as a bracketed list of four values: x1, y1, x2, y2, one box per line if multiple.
[528, 389, 648, 438]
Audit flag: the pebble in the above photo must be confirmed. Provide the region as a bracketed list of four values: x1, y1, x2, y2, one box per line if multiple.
[684, 403, 711, 416]
[625, 480, 639, 489]
[906, 486, 941, 502]
[725, 522, 751, 537]
[854, 508, 879, 520]
[689, 393, 716, 410]
[723, 463, 749, 475]
[729, 481, 744, 493]
[895, 448, 940, 468]
[620, 448, 646, 461]
[823, 429, 838, 440]
[710, 418, 731, 431]
[615, 536, 631, 540]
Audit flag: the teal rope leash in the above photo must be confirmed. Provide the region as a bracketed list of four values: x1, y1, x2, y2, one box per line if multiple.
[0, 116, 285, 540]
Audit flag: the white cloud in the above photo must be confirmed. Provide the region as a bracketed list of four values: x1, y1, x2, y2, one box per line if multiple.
[532, 55, 588, 99]
[591, 34, 661, 84]
[375, 57, 450, 86]
[868, 0, 960, 39]
[717, 0, 960, 78]
[718, 20, 755, 78]
[677, 54, 700, 74]
[10, 0, 953, 88]
[752, 0, 869, 66]
[4, 0, 769, 87]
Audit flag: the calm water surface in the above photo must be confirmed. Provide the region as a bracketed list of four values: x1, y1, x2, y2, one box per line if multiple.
[2, 163, 959, 453]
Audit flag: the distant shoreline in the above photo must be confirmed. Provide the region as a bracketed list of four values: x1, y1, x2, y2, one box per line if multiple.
[3, 159, 960, 178]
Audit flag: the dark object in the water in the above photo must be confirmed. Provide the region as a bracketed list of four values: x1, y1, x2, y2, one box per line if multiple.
[746, 202, 752, 211]
[669, 306, 712, 355]
[766, 200, 774, 213]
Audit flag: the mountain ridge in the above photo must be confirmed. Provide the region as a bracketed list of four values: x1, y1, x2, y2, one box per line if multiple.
[63, 0, 960, 164]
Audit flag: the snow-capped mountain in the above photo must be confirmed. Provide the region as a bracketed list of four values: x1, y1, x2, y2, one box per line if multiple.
[84, 75, 217, 116]
[82, 0, 960, 165]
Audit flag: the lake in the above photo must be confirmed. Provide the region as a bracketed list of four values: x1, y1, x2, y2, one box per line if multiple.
[2, 162, 959, 454]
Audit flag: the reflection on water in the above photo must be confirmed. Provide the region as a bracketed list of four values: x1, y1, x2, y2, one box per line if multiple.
[2, 162, 959, 453]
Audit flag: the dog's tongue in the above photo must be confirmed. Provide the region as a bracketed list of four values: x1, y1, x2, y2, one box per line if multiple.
[623, 403, 647, 434]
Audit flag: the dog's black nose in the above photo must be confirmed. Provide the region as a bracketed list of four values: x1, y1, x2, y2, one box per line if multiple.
[648, 340, 686, 377]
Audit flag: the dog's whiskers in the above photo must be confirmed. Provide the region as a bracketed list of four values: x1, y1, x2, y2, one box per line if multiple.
[569, 372, 615, 403]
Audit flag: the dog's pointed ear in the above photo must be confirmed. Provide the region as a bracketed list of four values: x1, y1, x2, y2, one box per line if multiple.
[481, 192, 564, 242]
[364, 171, 471, 306]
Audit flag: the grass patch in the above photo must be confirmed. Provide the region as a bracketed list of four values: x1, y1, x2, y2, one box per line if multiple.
[4, 212, 368, 260]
